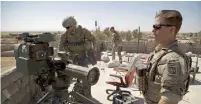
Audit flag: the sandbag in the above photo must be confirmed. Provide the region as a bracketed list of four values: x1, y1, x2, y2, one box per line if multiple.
[101, 51, 107, 55]
[186, 51, 196, 57]
[101, 54, 110, 63]
[108, 60, 120, 68]
[107, 52, 112, 56]
[121, 51, 127, 56]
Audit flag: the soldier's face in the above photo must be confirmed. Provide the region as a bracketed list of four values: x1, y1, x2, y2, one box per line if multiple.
[110, 29, 114, 33]
[67, 26, 75, 32]
[152, 17, 175, 43]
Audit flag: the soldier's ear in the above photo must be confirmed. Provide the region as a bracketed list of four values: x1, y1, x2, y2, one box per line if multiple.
[169, 26, 176, 33]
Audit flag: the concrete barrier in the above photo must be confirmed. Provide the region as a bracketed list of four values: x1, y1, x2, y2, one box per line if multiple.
[1, 50, 14, 57]
[104, 41, 200, 54]
[1, 68, 40, 104]
[1, 44, 15, 52]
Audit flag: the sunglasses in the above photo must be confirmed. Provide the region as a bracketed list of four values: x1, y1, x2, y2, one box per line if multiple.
[153, 24, 175, 30]
[66, 26, 71, 29]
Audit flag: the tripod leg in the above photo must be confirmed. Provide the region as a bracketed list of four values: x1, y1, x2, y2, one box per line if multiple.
[37, 91, 53, 104]
[70, 91, 96, 104]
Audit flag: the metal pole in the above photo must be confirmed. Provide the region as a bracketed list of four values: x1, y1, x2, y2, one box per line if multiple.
[95, 21, 97, 31]
[137, 26, 140, 53]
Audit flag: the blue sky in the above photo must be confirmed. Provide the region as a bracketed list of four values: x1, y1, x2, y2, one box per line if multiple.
[1, 1, 201, 32]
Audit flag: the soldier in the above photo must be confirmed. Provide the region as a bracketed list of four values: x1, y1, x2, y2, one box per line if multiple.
[110, 26, 123, 63]
[58, 16, 97, 102]
[141, 10, 191, 104]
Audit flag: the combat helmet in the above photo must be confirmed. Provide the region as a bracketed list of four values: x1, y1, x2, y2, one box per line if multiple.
[62, 16, 77, 28]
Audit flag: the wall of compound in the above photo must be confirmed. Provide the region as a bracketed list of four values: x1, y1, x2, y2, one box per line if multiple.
[1, 68, 40, 104]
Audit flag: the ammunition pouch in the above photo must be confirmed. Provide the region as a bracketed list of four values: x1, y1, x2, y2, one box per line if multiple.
[136, 67, 148, 93]
[65, 40, 85, 46]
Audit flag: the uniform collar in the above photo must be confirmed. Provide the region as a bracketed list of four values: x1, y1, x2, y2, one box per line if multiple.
[154, 40, 178, 52]
[154, 44, 162, 53]
[161, 40, 178, 51]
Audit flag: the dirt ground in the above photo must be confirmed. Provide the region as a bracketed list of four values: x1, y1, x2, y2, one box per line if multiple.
[0, 57, 16, 73]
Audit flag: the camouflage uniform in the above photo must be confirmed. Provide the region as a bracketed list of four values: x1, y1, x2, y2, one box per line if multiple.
[58, 25, 96, 67]
[143, 40, 191, 104]
[58, 16, 96, 101]
[111, 31, 122, 62]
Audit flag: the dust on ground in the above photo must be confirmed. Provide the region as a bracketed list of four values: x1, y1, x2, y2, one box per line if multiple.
[1, 57, 16, 73]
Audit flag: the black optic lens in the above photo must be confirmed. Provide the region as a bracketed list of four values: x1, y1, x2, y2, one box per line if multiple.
[153, 24, 161, 30]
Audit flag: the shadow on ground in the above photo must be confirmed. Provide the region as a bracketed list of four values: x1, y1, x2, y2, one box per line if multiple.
[190, 78, 201, 85]
[90, 97, 103, 104]
[105, 96, 145, 104]
[134, 97, 145, 104]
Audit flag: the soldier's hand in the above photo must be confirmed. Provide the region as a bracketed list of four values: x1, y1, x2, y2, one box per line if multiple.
[66, 59, 73, 64]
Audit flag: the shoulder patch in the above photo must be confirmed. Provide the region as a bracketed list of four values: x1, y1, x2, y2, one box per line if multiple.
[158, 59, 168, 65]
[167, 60, 180, 75]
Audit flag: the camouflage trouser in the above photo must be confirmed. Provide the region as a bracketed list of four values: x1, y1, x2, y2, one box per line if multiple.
[112, 45, 122, 62]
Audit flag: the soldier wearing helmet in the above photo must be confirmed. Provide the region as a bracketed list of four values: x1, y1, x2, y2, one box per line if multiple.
[58, 16, 97, 102]
[110, 26, 122, 63]
[59, 16, 97, 66]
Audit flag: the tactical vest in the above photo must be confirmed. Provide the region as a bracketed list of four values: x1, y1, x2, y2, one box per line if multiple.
[113, 32, 122, 45]
[147, 48, 191, 96]
[64, 25, 92, 53]
[64, 26, 97, 65]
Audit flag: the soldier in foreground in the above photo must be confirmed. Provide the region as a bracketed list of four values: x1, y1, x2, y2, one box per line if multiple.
[110, 26, 123, 63]
[58, 16, 97, 102]
[141, 10, 191, 104]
